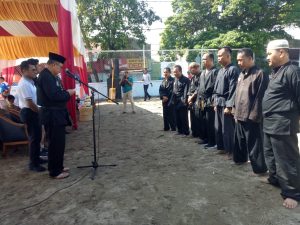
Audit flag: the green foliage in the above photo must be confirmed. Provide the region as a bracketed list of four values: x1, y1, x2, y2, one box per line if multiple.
[159, 51, 177, 62]
[77, 0, 160, 50]
[186, 51, 201, 63]
[161, 0, 300, 61]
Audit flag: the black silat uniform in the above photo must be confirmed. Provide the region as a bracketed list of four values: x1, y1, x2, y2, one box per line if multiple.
[188, 73, 201, 137]
[197, 67, 218, 146]
[37, 68, 71, 177]
[262, 62, 300, 201]
[233, 65, 268, 174]
[213, 63, 239, 152]
[159, 76, 176, 131]
[173, 75, 190, 135]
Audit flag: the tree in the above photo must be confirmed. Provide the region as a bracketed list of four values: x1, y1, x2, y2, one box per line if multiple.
[77, 0, 160, 50]
[160, 0, 300, 61]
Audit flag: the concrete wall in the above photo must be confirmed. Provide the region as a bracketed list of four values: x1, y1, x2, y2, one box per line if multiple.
[76, 80, 162, 100]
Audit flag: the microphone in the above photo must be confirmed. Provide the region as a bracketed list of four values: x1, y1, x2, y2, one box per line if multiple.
[65, 69, 80, 81]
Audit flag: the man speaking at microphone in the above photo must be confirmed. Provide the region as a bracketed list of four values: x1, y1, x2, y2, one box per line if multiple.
[37, 52, 76, 179]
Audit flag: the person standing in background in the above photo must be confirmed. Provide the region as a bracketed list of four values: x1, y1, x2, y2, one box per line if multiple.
[120, 70, 135, 114]
[173, 65, 190, 136]
[187, 63, 201, 139]
[197, 53, 218, 149]
[214, 47, 239, 159]
[159, 67, 176, 131]
[17, 60, 45, 172]
[142, 68, 152, 101]
[27, 58, 48, 160]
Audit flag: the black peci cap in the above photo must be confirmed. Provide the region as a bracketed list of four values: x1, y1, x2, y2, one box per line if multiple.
[49, 52, 66, 64]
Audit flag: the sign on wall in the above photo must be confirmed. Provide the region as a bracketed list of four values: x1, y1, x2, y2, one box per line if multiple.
[127, 58, 147, 70]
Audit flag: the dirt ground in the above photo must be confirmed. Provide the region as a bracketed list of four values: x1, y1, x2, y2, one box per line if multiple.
[0, 98, 300, 225]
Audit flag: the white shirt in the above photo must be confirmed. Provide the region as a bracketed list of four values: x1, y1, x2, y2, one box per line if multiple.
[142, 73, 152, 85]
[16, 77, 37, 109]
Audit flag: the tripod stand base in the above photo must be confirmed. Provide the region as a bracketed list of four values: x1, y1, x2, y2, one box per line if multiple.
[78, 161, 117, 180]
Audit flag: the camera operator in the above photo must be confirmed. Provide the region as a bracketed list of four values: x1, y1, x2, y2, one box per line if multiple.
[119, 70, 135, 114]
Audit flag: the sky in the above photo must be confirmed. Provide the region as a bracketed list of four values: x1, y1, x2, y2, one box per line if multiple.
[143, 0, 173, 52]
[144, 0, 300, 51]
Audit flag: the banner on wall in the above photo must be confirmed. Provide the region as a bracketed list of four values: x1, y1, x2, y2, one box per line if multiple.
[127, 58, 148, 70]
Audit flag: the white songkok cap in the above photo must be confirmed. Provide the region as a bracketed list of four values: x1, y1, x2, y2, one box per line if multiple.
[267, 39, 289, 50]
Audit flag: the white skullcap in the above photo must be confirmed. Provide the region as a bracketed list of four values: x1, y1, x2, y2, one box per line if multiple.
[267, 39, 289, 50]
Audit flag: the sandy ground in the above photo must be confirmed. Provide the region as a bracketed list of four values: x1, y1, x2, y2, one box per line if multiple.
[0, 98, 300, 225]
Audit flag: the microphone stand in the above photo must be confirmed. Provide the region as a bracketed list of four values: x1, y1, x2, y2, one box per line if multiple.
[65, 70, 118, 180]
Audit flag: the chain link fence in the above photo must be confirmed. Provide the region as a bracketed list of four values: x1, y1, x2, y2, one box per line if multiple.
[86, 48, 300, 83]
[84, 48, 299, 99]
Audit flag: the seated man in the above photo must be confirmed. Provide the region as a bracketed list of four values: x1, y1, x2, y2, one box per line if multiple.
[6, 95, 21, 111]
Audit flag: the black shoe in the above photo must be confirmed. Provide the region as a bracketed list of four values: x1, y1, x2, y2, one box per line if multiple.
[40, 148, 48, 157]
[148, 96, 151, 100]
[171, 128, 176, 131]
[29, 165, 46, 172]
[39, 158, 48, 164]
[40, 148, 48, 160]
[197, 139, 208, 145]
[204, 144, 215, 149]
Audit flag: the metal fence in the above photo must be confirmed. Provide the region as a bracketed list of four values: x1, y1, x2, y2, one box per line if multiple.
[86, 48, 300, 83]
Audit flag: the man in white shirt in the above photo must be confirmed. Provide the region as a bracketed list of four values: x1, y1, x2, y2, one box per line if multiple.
[142, 68, 152, 101]
[17, 60, 45, 172]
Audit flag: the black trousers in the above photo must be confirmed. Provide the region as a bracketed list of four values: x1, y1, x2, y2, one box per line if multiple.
[46, 123, 66, 177]
[204, 107, 215, 146]
[233, 120, 267, 174]
[215, 106, 224, 150]
[20, 108, 42, 167]
[190, 107, 200, 137]
[162, 102, 176, 131]
[197, 109, 206, 140]
[215, 106, 235, 152]
[143, 85, 151, 100]
[264, 133, 300, 201]
[175, 106, 189, 135]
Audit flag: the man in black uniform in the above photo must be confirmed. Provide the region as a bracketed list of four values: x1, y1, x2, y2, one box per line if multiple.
[37, 52, 76, 179]
[263, 39, 300, 209]
[214, 47, 239, 158]
[159, 67, 176, 131]
[187, 63, 201, 138]
[173, 65, 190, 136]
[233, 48, 268, 174]
[197, 53, 218, 148]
